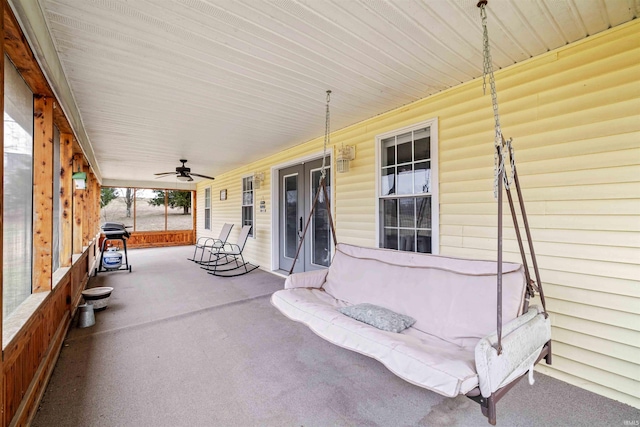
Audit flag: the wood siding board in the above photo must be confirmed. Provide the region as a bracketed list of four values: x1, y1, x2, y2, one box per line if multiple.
[32, 96, 54, 293]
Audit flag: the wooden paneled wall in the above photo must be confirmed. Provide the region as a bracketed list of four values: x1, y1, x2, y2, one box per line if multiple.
[3, 247, 92, 426]
[1, 2, 102, 426]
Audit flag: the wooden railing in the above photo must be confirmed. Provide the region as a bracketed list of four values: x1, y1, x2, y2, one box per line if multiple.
[100, 230, 195, 249]
[3, 240, 96, 426]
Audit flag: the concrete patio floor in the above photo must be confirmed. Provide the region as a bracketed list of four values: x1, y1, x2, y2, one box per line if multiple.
[33, 246, 639, 426]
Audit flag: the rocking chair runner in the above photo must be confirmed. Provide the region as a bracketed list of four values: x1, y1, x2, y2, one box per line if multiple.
[189, 223, 234, 264]
[202, 225, 259, 277]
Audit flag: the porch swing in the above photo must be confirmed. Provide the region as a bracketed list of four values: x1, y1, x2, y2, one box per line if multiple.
[272, 2, 551, 424]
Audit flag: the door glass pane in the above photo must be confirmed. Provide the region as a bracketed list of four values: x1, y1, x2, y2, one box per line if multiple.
[284, 175, 298, 258]
[414, 161, 431, 194]
[417, 197, 432, 229]
[381, 167, 395, 196]
[311, 169, 331, 267]
[383, 199, 397, 227]
[414, 128, 430, 161]
[383, 228, 398, 250]
[399, 198, 415, 228]
[399, 229, 416, 252]
[417, 230, 432, 253]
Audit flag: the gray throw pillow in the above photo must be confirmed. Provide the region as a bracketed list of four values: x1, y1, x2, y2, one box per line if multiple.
[338, 303, 416, 333]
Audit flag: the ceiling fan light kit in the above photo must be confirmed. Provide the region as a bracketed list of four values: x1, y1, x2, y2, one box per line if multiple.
[154, 159, 215, 182]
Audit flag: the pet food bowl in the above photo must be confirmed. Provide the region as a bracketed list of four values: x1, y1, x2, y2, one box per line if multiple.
[81, 287, 114, 311]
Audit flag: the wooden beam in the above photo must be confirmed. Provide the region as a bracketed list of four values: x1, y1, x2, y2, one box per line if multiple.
[53, 101, 73, 135]
[3, 4, 53, 97]
[59, 133, 73, 267]
[72, 154, 83, 254]
[32, 96, 54, 293]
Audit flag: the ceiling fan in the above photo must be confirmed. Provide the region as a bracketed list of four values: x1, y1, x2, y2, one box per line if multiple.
[154, 159, 215, 182]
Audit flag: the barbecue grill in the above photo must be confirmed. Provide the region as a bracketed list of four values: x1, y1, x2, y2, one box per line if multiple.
[102, 222, 131, 239]
[95, 222, 132, 275]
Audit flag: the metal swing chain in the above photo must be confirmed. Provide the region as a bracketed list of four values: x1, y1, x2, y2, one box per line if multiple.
[480, 4, 511, 196]
[321, 90, 331, 181]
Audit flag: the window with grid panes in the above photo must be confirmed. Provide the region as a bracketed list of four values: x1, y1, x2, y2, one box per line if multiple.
[204, 187, 211, 230]
[242, 176, 254, 237]
[379, 126, 435, 253]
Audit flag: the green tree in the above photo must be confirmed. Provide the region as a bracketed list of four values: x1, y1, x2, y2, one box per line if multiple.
[148, 190, 191, 214]
[100, 187, 119, 208]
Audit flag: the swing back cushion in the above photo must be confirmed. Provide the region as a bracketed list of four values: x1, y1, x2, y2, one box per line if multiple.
[323, 244, 526, 349]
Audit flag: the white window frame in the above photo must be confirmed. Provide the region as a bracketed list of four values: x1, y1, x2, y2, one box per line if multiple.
[242, 175, 255, 238]
[375, 118, 439, 254]
[204, 187, 211, 230]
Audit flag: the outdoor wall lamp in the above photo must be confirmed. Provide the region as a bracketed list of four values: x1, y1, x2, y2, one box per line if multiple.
[336, 144, 355, 173]
[72, 171, 87, 189]
[253, 172, 265, 189]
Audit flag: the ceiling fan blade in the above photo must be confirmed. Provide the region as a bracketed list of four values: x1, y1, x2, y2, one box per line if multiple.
[154, 172, 177, 176]
[189, 173, 215, 180]
[188, 175, 194, 182]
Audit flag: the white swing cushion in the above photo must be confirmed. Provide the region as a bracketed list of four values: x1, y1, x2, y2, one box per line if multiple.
[474, 305, 551, 398]
[272, 287, 480, 397]
[272, 243, 531, 398]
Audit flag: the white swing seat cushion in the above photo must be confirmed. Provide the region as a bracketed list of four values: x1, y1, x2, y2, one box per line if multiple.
[272, 243, 529, 398]
[272, 288, 480, 397]
[475, 305, 551, 398]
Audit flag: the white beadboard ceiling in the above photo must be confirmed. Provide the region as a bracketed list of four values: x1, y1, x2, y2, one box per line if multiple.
[29, 0, 638, 185]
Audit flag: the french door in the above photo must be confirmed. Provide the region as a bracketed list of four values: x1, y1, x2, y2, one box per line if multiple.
[278, 158, 331, 274]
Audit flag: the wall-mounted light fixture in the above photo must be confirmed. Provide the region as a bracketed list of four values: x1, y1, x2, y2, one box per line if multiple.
[253, 172, 265, 189]
[336, 144, 356, 173]
[72, 171, 87, 189]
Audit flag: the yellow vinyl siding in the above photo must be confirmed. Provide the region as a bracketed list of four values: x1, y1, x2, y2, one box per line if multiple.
[197, 20, 640, 407]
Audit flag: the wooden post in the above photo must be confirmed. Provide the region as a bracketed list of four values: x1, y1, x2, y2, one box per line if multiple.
[59, 133, 73, 266]
[192, 190, 197, 240]
[33, 96, 54, 293]
[72, 153, 83, 254]
[94, 176, 100, 235]
[82, 161, 90, 246]
[164, 190, 168, 231]
[0, 2, 5, 415]
[133, 188, 137, 231]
